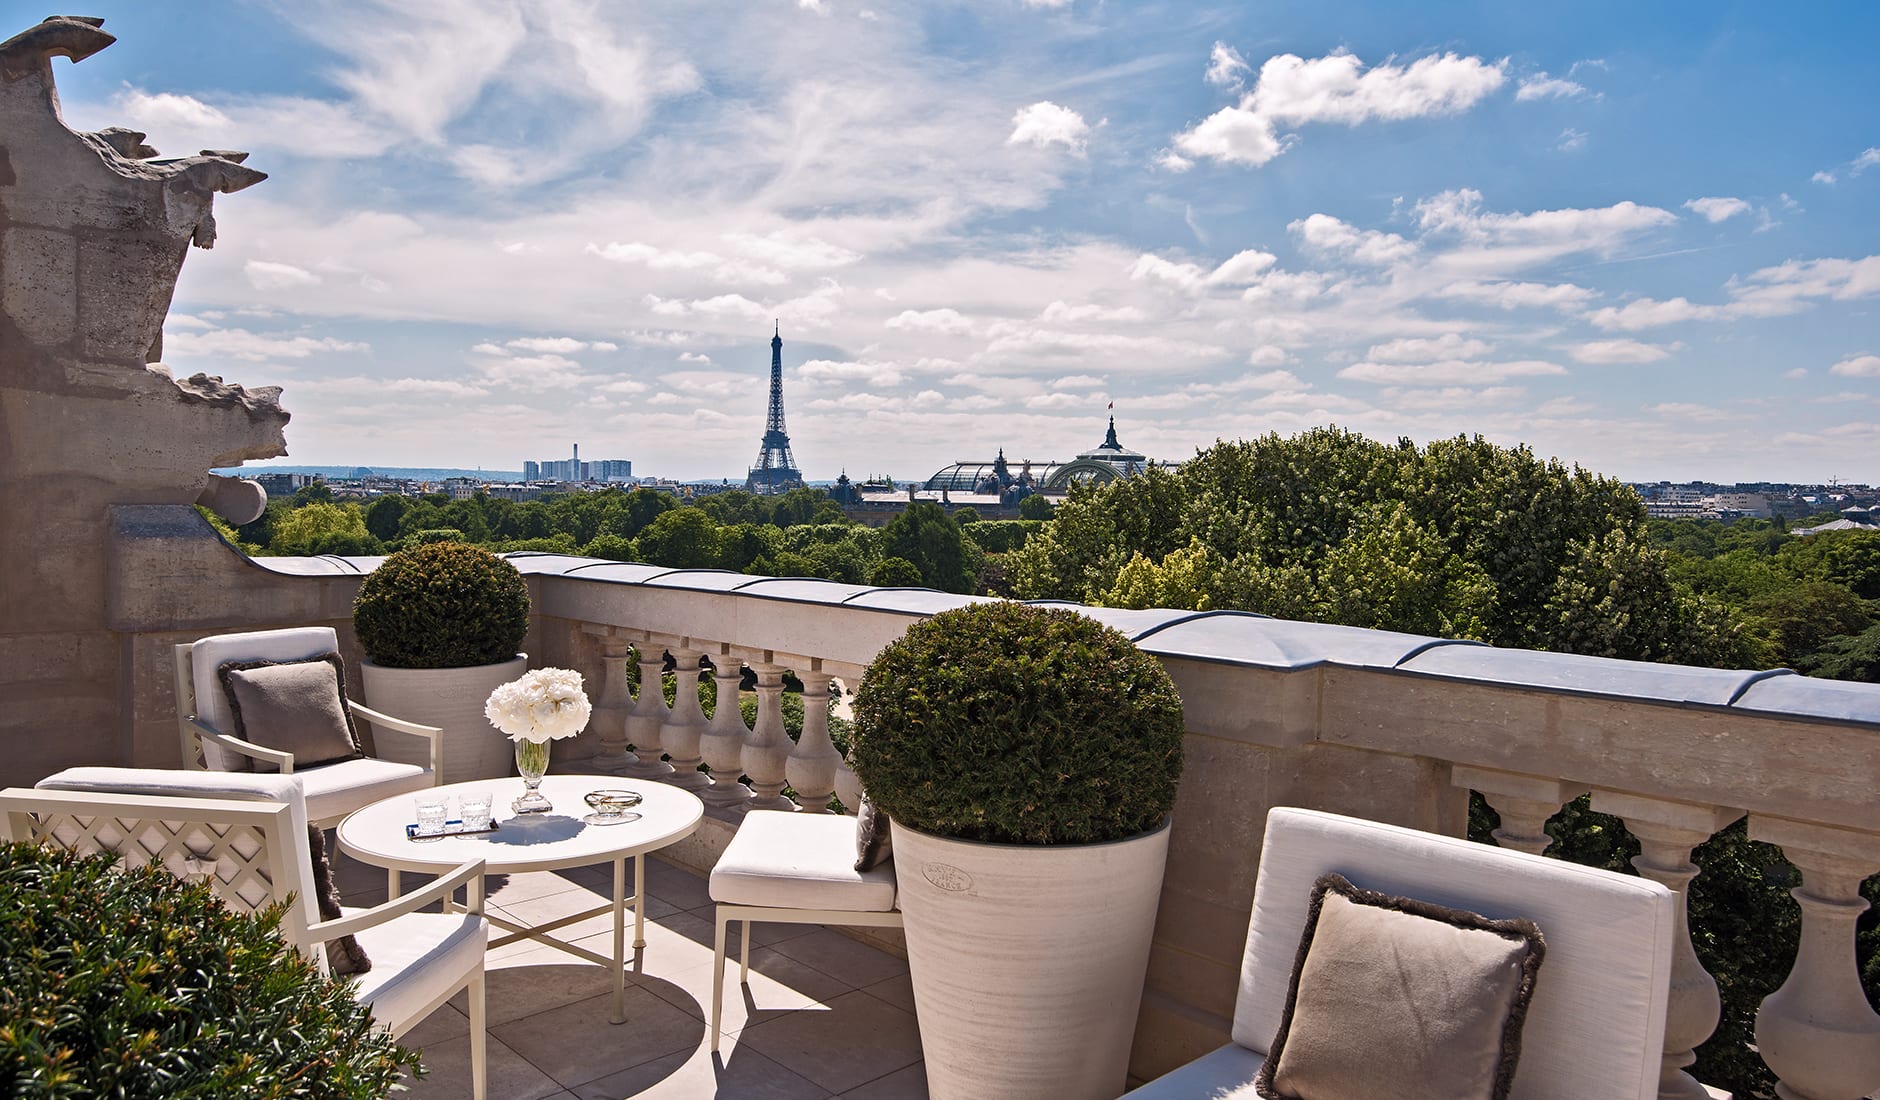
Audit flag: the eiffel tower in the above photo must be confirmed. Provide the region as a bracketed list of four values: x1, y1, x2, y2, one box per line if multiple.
[744, 322, 804, 495]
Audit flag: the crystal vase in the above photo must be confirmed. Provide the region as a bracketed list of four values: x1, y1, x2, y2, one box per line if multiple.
[513, 738, 552, 813]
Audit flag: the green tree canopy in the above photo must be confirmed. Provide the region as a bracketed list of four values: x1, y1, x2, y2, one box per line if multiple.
[633, 508, 723, 569]
[1013, 428, 1757, 664]
[880, 501, 979, 593]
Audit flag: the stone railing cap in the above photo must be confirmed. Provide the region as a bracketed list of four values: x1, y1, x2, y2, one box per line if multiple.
[1731, 671, 1880, 723]
[838, 589, 990, 615]
[248, 554, 375, 576]
[1023, 602, 1227, 642]
[736, 578, 879, 604]
[1398, 643, 1762, 706]
[1135, 612, 1470, 671]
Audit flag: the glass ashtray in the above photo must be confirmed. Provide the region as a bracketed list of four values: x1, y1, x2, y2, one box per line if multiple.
[583, 789, 643, 825]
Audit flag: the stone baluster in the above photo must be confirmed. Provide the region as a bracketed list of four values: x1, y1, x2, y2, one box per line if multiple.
[584, 632, 635, 774]
[1449, 766, 1584, 856]
[826, 674, 864, 811]
[1750, 817, 1880, 1100]
[699, 651, 752, 806]
[659, 649, 710, 791]
[623, 646, 674, 779]
[741, 662, 794, 811]
[786, 666, 839, 813]
[1593, 792, 1742, 1100]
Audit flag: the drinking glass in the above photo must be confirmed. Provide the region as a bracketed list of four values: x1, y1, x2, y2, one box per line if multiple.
[413, 795, 449, 837]
[458, 790, 495, 832]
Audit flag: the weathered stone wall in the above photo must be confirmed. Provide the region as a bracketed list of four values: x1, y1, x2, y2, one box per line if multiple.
[0, 17, 281, 784]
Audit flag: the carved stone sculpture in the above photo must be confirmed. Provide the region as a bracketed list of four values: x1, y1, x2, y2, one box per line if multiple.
[0, 16, 287, 779]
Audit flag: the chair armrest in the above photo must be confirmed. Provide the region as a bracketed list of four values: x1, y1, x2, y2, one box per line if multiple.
[189, 716, 296, 773]
[347, 701, 445, 782]
[310, 857, 486, 941]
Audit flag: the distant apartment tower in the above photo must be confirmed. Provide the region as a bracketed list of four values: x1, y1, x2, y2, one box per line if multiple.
[528, 443, 629, 483]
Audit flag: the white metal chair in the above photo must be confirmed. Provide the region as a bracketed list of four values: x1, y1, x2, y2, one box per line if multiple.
[1, 767, 488, 1100]
[707, 809, 903, 1051]
[1122, 806, 1675, 1099]
[175, 626, 442, 827]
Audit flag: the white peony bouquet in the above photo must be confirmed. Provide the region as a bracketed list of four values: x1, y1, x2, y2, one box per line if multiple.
[485, 667, 592, 744]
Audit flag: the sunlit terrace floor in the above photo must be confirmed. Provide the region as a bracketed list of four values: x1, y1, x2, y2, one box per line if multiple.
[333, 845, 928, 1099]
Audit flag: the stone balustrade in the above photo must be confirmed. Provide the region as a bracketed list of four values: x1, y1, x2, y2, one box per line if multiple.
[98, 532, 1880, 1100]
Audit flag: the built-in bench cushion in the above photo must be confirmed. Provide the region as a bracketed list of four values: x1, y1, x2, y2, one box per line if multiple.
[712, 810, 897, 912]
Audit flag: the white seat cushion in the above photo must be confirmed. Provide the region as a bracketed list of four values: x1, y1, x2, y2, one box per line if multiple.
[349, 910, 486, 1035]
[1119, 1042, 1265, 1099]
[298, 757, 432, 824]
[711, 810, 897, 912]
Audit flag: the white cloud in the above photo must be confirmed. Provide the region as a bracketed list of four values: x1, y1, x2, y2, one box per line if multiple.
[1585, 296, 1721, 330]
[1290, 213, 1416, 265]
[885, 308, 973, 335]
[1813, 170, 1838, 185]
[1247, 345, 1291, 367]
[506, 336, 616, 354]
[678, 351, 712, 364]
[1205, 42, 1250, 90]
[245, 261, 322, 290]
[1570, 339, 1677, 364]
[643, 292, 769, 320]
[799, 0, 828, 12]
[798, 358, 906, 386]
[1853, 148, 1880, 175]
[1683, 197, 1751, 223]
[1556, 128, 1587, 152]
[1516, 74, 1587, 101]
[164, 327, 366, 362]
[1338, 359, 1567, 385]
[1648, 403, 1734, 422]
[1831, 354, 1880, 377]
[585, 241, 786, 285]
[1008, 101, 1091, 154]
[1128, 249, 1279, 292]
[1366, 334, 1492, 362]
[1414, 188, 1674, 271]
[1433, 279, 1597, 310]
[1051, 374, 1107, 390]
[1172, 50, 1506, 167]
[1037, 301, 1146, 324]
[1784, 367, 1808, 379]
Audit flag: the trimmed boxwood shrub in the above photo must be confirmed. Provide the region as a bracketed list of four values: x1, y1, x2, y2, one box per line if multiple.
[353, 541, 529, 668]
[0, 842, 419, 1097]
[851, 601, 1184, 845]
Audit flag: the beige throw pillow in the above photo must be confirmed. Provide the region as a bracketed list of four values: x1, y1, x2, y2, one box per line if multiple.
[217, 654, 365, 770]
[1256, 873, 1545, 1100]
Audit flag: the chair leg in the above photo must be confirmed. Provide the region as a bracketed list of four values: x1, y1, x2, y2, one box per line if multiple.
[740, 917, 752, 982]
[468, 969, 487, 1100]
[711, 909, 729, 1053]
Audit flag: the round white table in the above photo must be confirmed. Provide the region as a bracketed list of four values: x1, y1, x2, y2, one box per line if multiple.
[337, 774, 704, 1024]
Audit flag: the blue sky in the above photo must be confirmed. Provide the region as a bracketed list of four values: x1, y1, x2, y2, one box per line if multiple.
[46, 1, 1880, 482]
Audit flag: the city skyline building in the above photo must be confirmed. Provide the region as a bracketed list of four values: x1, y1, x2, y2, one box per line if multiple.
[745, 323, 804, 495]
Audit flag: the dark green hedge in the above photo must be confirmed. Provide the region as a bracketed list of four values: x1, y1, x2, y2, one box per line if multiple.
[353, 541, 529, 668]
[851, 602, 1184, 844]
[0, 842, 418, 1097]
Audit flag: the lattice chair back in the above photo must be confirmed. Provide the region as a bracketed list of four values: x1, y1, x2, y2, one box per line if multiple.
[4, 768, 320, 960]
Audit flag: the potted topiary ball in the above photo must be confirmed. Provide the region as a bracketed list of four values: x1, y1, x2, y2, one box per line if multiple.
[851, 601, 1184, 1100]
[354, 541, 530, 782]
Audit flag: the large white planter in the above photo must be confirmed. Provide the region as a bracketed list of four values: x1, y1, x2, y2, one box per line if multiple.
[892, 817, 1172, 1100]
[361, 655, 527, 784]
